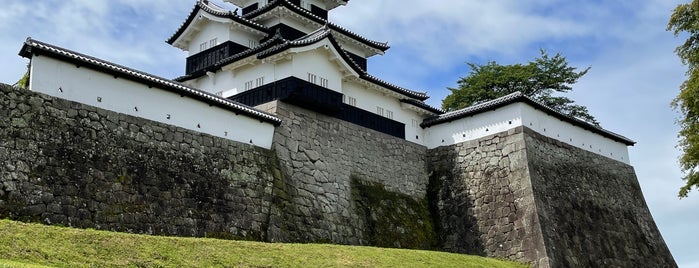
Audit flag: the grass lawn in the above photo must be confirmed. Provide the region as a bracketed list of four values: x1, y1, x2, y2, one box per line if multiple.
[0, 219, 527, 267]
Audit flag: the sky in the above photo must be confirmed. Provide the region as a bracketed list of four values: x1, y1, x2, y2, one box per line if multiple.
[0, 0, 696, 266]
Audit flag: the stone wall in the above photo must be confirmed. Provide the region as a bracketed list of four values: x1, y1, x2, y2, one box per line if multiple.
[428, 127, 549, 266]
[258, 101, 435, 247]
[524, 128, 676, 267]
[0, 84, 279, 239]
[428, 126, 676, 267]
[0, 83, 676, 267]
[0, 84, 435, 249]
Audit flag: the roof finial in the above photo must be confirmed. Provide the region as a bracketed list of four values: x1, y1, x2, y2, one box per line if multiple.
[274, 28, 284, 39]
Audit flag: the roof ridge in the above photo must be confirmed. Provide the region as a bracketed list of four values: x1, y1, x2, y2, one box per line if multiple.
[439, 91, 523, 118]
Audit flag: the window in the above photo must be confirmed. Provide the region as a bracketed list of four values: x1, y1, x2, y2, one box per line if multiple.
[307, 73, 317, 84]
[412, 119, 419, 128]
[244, 80, 254, 91]
[199, 42, 208, 52]
[255, 76, 264, 87]
[344, 96, 357, 106]
[386, 110, 394, 119]
[209, 38, 218, 47]
[300, 0, 311, 10]
[376, 107, 384, 117]
[249, 39, 258, 48]
[308, 73, 330, 88]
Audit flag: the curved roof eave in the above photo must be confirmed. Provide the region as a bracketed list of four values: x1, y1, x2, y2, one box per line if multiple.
[243, 0, 389, 52]
[400, 99, 444, 115]
[167, 0, 268, 46]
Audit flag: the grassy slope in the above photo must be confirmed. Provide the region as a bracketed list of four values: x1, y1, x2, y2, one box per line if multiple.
[0, 220, 527, 268]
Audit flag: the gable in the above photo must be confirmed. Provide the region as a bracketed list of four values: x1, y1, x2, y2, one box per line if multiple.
[169, 2, 267, 52]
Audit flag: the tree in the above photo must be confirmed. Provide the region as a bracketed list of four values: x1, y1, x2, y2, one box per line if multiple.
[14, 70, 29, 89]
[668, 1, 699, 198]
[442, 50, 598, 125]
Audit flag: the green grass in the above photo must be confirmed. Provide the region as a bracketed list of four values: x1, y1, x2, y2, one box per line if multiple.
[0, 219, 527, 268]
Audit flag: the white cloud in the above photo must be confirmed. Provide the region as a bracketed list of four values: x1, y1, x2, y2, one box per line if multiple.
[0, 0, 193, 84]
[333, 1, 591, 67]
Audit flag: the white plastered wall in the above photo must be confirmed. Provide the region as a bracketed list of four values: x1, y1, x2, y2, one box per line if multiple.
[423, 102, 631, 164]
[229, 28, 263, 48]
[193, 59, 288, 96]
[29, 55, 276, 149]
[187, 20, 230, 55]
[518, 104, 630, 164]
[342, 80, 424, 145]
[291, 45, 344, 92]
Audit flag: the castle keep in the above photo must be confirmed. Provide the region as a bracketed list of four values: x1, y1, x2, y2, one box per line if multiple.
[0, 1, 676, 267]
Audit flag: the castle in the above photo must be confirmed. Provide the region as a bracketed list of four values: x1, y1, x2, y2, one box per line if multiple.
[0, 0, 676, 267]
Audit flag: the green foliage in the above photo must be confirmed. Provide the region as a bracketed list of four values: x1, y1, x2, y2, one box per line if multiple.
[442, 50, 597, 125]
[0, 259, 50, 268]
[0, 219, 527, 267]
[14, 70, 29, 89]
[351, 176, 437, 249]
[668, 1, 699, 198]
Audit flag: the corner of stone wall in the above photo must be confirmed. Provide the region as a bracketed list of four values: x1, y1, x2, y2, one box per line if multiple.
[522, 127, 677, 267]
[427, 126, 550, 266]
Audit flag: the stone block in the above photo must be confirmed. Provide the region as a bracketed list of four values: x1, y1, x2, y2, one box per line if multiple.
[304, 149, 321, 162]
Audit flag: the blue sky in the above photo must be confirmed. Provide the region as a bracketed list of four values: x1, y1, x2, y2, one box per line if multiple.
[0, 0, 696, 266]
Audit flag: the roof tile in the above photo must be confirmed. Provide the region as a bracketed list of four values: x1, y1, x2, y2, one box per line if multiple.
[421, 92, 635, 145]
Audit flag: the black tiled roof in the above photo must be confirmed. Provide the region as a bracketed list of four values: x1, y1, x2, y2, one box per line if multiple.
[400, 99, 444, 114]
[19, 38, 281, 126]
[243, 0, 389, 52]
[421, 92, 635, 145]
[167, 0, 268, 45]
